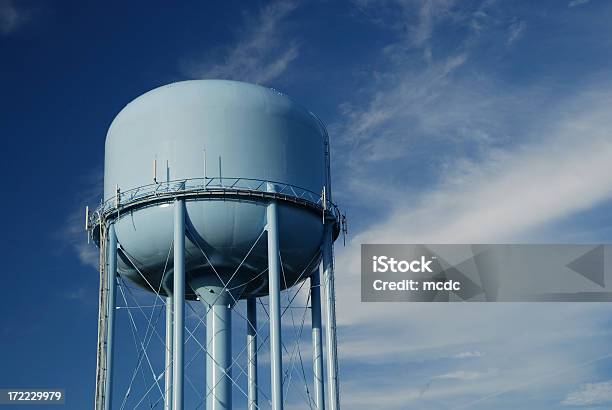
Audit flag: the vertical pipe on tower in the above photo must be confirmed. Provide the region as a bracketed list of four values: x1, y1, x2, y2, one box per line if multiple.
[173, 199, 185, 410]
[247, 298, 258, 410]
[206, 304, 232, 410]
[104, 223, 117, 410]
[311, 268, 325, 410]
[165, 295, 174, 410]
[267, 183, 284, 410]
[322, 225, 340, 410]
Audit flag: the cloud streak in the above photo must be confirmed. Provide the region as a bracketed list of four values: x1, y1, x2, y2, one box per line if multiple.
[326, 1, 612, 408]
[454, 351, 484, 359]
[355, 116, 612, 244]
[568, 0, 590, 8]
[62, 169, 103, 270]
[183, 0, 300, 85]
[506, 20, 526, 46]
[0, 0, 29, 34]
[562, 380, 612, 406]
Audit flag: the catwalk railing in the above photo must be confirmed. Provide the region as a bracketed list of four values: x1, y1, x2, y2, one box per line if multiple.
[87, 177, 343, 236]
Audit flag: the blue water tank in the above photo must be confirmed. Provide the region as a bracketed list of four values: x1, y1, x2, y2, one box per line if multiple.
[104, 80, 329, 299]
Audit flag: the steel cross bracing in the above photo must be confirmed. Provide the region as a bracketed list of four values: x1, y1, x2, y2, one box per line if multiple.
[96, 220, 330, 409]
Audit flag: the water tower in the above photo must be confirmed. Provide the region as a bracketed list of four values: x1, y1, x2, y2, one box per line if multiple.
[86, 80, 344, 410]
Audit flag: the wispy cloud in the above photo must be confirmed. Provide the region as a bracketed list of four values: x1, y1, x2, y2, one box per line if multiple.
[335, 0, 612, 242]
[454, 351, 484, 359]
[506, 19, 526, 46]
[333, 2, 517, 206]
[336, 303, 612, 408]
[434, 370, 490, 380]
[326, 1, 612, 408]
[336, 52, 469, 153]
[331, 19, 612, 335]
[418, 369, 496, 401]
[410, 0, 458, 48]
[65, 206, 99, 269]
[0, 0, 29, 34]
[64, 287, 90, 301]
[61, 169, 103, 270]
[562, 380, 612, 406]
[349, 112, 612, 244]
[568, 0, 590, 8]
[354, 0, 460, 48]
[183, 0, 300, 85]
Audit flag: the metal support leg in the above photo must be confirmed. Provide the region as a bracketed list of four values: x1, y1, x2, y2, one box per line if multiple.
[311, 269, 325, 410]
[247, 298, 258, 410]
[173, 199, 185, 410]
[165, 295, 174, 410]
[267, 194, 284, 410]
[322, 225, 340, 410]
[206, 304, 232, 410]
[104, 224, 117, 410]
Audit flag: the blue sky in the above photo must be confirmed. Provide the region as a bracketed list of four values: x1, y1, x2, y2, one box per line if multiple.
[2, 0, 612, 408]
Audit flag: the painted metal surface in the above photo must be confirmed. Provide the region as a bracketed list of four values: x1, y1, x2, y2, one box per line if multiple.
[102, 80, 329, 299]
[94, 226, 109, 410]
[165, 295, 173, 410]
[323, 225, 340, 410]
[92, 79, 343, 410]
[246, 298, 258, 410]
[311, 269, 325, 410]
[104, 224, 117, 410]
[172, 200, 185, 410]
[113, 195, 324, 299]
[267, 197, 284, 410]
[105, 80, 325, 197]
[205, 305, 232, 410]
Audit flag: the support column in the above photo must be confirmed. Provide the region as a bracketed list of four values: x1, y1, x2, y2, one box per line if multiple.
[104, 224, 118, 410]
[247, 298, 258, 410]
[267, 188, 284, 410]
[173, 199, 185, 410]
[206, 304, 232, 410]
[311, 269, 325, 410]
[165, 295, 174, 410]
[322, 225, 340, 410]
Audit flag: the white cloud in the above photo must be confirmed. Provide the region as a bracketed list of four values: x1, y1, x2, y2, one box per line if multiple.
[411, 0, 458, 47]
[434, 370, 489, 380]
[354, 0, 460, 51]
[335, 52, 470, 161]
[335, 1, 612, 243]
[62, 170, 103, 270]
[326, 2, 612, 408]
[339, 343, 606, 409]
[65, 206, 100, 269]
[334, 302, 612, 409]
[352, 122, 612, 244]
[183, 0, 300, 85]
[331, 83, 612, 378]
[568, 0, 590, 8]
[562, 380, 612, 406]
[454, 351, 484, 359]
[506, 20, 526, 46]
[64, 287, 91, 301]
[0, 0, 28, 34]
